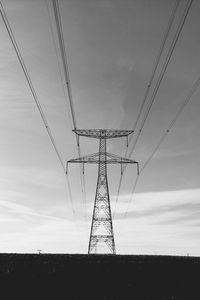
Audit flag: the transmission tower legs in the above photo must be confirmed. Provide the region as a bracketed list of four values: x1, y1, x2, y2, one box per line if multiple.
[67, 129, 138, 254]
[88, 132, 115, 254]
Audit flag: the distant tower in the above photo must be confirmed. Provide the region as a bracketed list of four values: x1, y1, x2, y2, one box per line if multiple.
[67, 129, 138, 254]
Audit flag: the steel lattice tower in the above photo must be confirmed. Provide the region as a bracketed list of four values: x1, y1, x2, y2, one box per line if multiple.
[67, 129, 138, 254]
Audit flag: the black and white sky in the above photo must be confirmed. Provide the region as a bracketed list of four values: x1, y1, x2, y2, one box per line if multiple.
[1, 0, 200, 255]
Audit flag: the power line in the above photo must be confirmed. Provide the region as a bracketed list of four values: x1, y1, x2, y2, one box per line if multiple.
[51, 0, 87, 225]
[0, 1, 76, 214]
[45, 0, 84, 194]
[123, 73, 200, 219]
[130, 0, 181, 142]
[123, 174, 139, 219]
[140, 75, 200, 173]
[45, 0, 82, 216]
[115, 0, 193, 217]
[51, 0, 77, 130]
[0, 2, 64, 169]
[45, 0, 73, 127]
[45, 0, 89, 244]
[128, 0, 193, 158]
[113, 0, 181, 219]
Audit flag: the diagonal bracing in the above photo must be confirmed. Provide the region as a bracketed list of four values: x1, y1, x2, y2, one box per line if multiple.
[67, 129, 138, 254]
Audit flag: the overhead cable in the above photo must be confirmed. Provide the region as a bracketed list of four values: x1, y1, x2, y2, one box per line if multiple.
[140, 74, 200, 173]
[128, 0, 193, 158]
[0, 1, 64, 169]
[130, 0, 181, 143]
[51, 0, 77, 130]
[113, 0, 181, 219]
[51, 0, 87, 224]
[45, 0, 73, 123]
[0, 1, 76, 214]
[114, 0, 193, 218]
[123, 73, 200, 219]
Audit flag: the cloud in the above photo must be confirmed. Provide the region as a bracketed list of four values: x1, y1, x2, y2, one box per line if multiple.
[112, 189, 200, 255]
[1, 187, 200, 254]
[113, 189, 200, 225]
[0, 195, 67, 224]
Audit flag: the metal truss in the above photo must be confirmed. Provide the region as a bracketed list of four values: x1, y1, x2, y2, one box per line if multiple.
[73, 129, 133, 138]
[67, 129, 138, 254]
[67, 152, 139, 175]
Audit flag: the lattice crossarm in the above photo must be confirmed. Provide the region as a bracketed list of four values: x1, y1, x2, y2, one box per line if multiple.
[105, 153, 139, 175]
[66, 153, 99, 174]
[73, 129, 134, 139]
[66, 152, 139, 174]
[106, 152, 138, 163]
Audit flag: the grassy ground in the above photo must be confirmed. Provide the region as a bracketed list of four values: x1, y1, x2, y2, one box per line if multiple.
[0, 253, 199, 299]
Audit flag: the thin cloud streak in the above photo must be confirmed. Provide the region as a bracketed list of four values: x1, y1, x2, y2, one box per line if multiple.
[114, 189, 200, 223]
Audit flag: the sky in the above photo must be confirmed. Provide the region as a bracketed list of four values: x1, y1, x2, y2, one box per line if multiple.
[0, 0, 200, 255]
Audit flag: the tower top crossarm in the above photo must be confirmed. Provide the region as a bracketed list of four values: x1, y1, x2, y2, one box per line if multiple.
[73, 129, 134, 139]
[68, 128, 138, 254]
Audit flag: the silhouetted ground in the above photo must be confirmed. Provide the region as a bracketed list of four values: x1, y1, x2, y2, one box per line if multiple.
[0, 253, 200, 299]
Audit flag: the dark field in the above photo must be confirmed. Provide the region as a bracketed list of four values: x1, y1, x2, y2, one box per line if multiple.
[1, 253, 200, 299]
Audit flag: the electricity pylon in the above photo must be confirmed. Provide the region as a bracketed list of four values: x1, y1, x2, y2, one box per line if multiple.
[67, 129, 138, 254]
